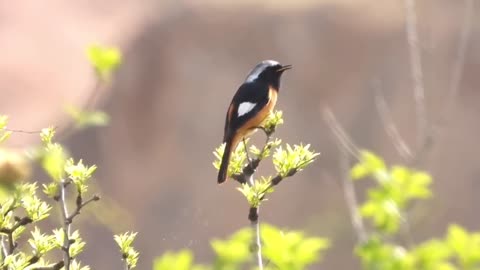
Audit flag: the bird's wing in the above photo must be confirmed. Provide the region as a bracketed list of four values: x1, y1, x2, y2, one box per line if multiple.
[223, 82, 270, 142]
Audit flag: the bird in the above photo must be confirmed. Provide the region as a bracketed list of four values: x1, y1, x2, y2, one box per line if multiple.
[217, 60, 291, 184]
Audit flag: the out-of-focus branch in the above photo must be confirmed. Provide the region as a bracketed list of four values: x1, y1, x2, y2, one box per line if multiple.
[443, 0, 475, 122]
[338, 146, 367, 244]
[404, 0, 428, 154]
[323, 107, 367, 243]
[373, 81, 414, 162]
[322, 108, 361, 160]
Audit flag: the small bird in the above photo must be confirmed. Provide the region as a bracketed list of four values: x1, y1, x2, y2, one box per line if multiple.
[218, 60, 291, 184]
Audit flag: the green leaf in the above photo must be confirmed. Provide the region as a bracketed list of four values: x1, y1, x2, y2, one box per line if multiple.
[66, 106, 110, 129]
[446, 225, 480, 268]
[407, 171, 432, 199]
[71, 260, 91, 270]
[261, 223, 329, 269]
[41, 143, 67, 181]
[212, 141, 248, 178]
[114, 232, 140, 269]
[153, 250, 194, 270]
[70, 230, 86, 258]
[0, 115, 8, 129]
[361, 151, 386, 173]
[86, 44, 122, 82]
[29, 227, 56, 255]
[211, 228, 252, 268]
[356, 236, 410, 270]
[40, 127, 56, 145]
[42, 182, 59, 198]
[0, 131, 11, 143]
[412, 240, 453, 270]
[0, 115, 11, 144]
[64, 158, 97, 193]
[351, 163, 370, 180]
[273, 144, 319, 177]
[263, 110, 284, 134]
[237, 177, 272, 207]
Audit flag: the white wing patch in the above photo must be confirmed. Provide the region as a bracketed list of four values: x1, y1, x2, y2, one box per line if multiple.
[238, 102, 256, 117]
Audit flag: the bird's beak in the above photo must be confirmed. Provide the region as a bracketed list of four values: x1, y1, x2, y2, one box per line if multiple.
[277, 64, 292, 72]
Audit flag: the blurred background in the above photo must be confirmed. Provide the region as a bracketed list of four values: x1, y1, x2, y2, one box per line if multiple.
[1, 0, 479, 269]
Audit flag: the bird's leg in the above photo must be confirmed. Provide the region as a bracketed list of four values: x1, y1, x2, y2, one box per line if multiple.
[243, 137, 252, 163]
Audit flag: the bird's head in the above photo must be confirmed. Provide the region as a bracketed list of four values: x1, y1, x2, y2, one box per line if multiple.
[245, 60, 292, 89]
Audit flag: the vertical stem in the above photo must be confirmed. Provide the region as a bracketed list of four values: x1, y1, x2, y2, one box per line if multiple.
[249, 207, 263, 270]
[339, 147, 367, 244]
[0, 236, 7, 267]
[59, 181, 71, 270]
[7, 233, 14, 255]
[404, 0, 428, 153]
[444, 0, 474, 119]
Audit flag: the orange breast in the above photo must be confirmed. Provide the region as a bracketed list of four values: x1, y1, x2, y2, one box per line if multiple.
[237, 87, 278, 136]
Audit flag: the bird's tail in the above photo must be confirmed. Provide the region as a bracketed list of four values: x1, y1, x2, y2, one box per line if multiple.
[217, 134, 240, 184]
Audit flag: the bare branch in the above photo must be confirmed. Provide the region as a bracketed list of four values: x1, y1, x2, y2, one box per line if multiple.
[322, 107, 361, 160]
[323, 107, 368, 242]
[67, 194, 100, 223]
[58, 180, 72, 270]
[373, 81, 414, 161]
[338, 146, 368, 244]
[404, 0, 428, 153]
[443, 0, 475, 120]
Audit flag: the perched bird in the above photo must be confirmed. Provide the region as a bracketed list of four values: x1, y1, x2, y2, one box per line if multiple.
[218, 60, 291, 183]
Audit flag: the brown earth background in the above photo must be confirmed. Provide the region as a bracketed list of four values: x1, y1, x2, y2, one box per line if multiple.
[1, 1, 479, 269]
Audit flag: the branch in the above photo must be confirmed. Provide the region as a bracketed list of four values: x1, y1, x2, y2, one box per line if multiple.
[0, 216, 33, 254]
[0, 236, 7, 258]
[248, 206, 263, 270]
[338, 146, 367, 244]
[56, 180, 99, 270]
[232, 128, 273, 185]
[373, 81, 413, 161]
[404, 0, 428, 153]
[442, 0, 474, 124]
[233, 127, 277, 270]
[322, 108, 361, 160]
[67, 194, 100, 223]
[58, 180, 72, 270]
[323, 108, 368, 243]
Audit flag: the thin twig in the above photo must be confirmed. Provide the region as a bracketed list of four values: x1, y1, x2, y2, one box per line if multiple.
[4, 128, 44, 134]
[322, 108, 361, 160]
[443, 0, 475, 122]
[248, 207, 263, 270]
[0, 236, 7, 258]
[373, 81, 413, 161]
[404, 0, 428, 153]
[323, 109, 368, 243]
[56, 180, 99, 270]
[58, 180, 72, 270]
[338, 146, 368, 244]
[0, 216, 33, 255]
[231, 130, 273, 270]
[67, 194, 100, 223]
